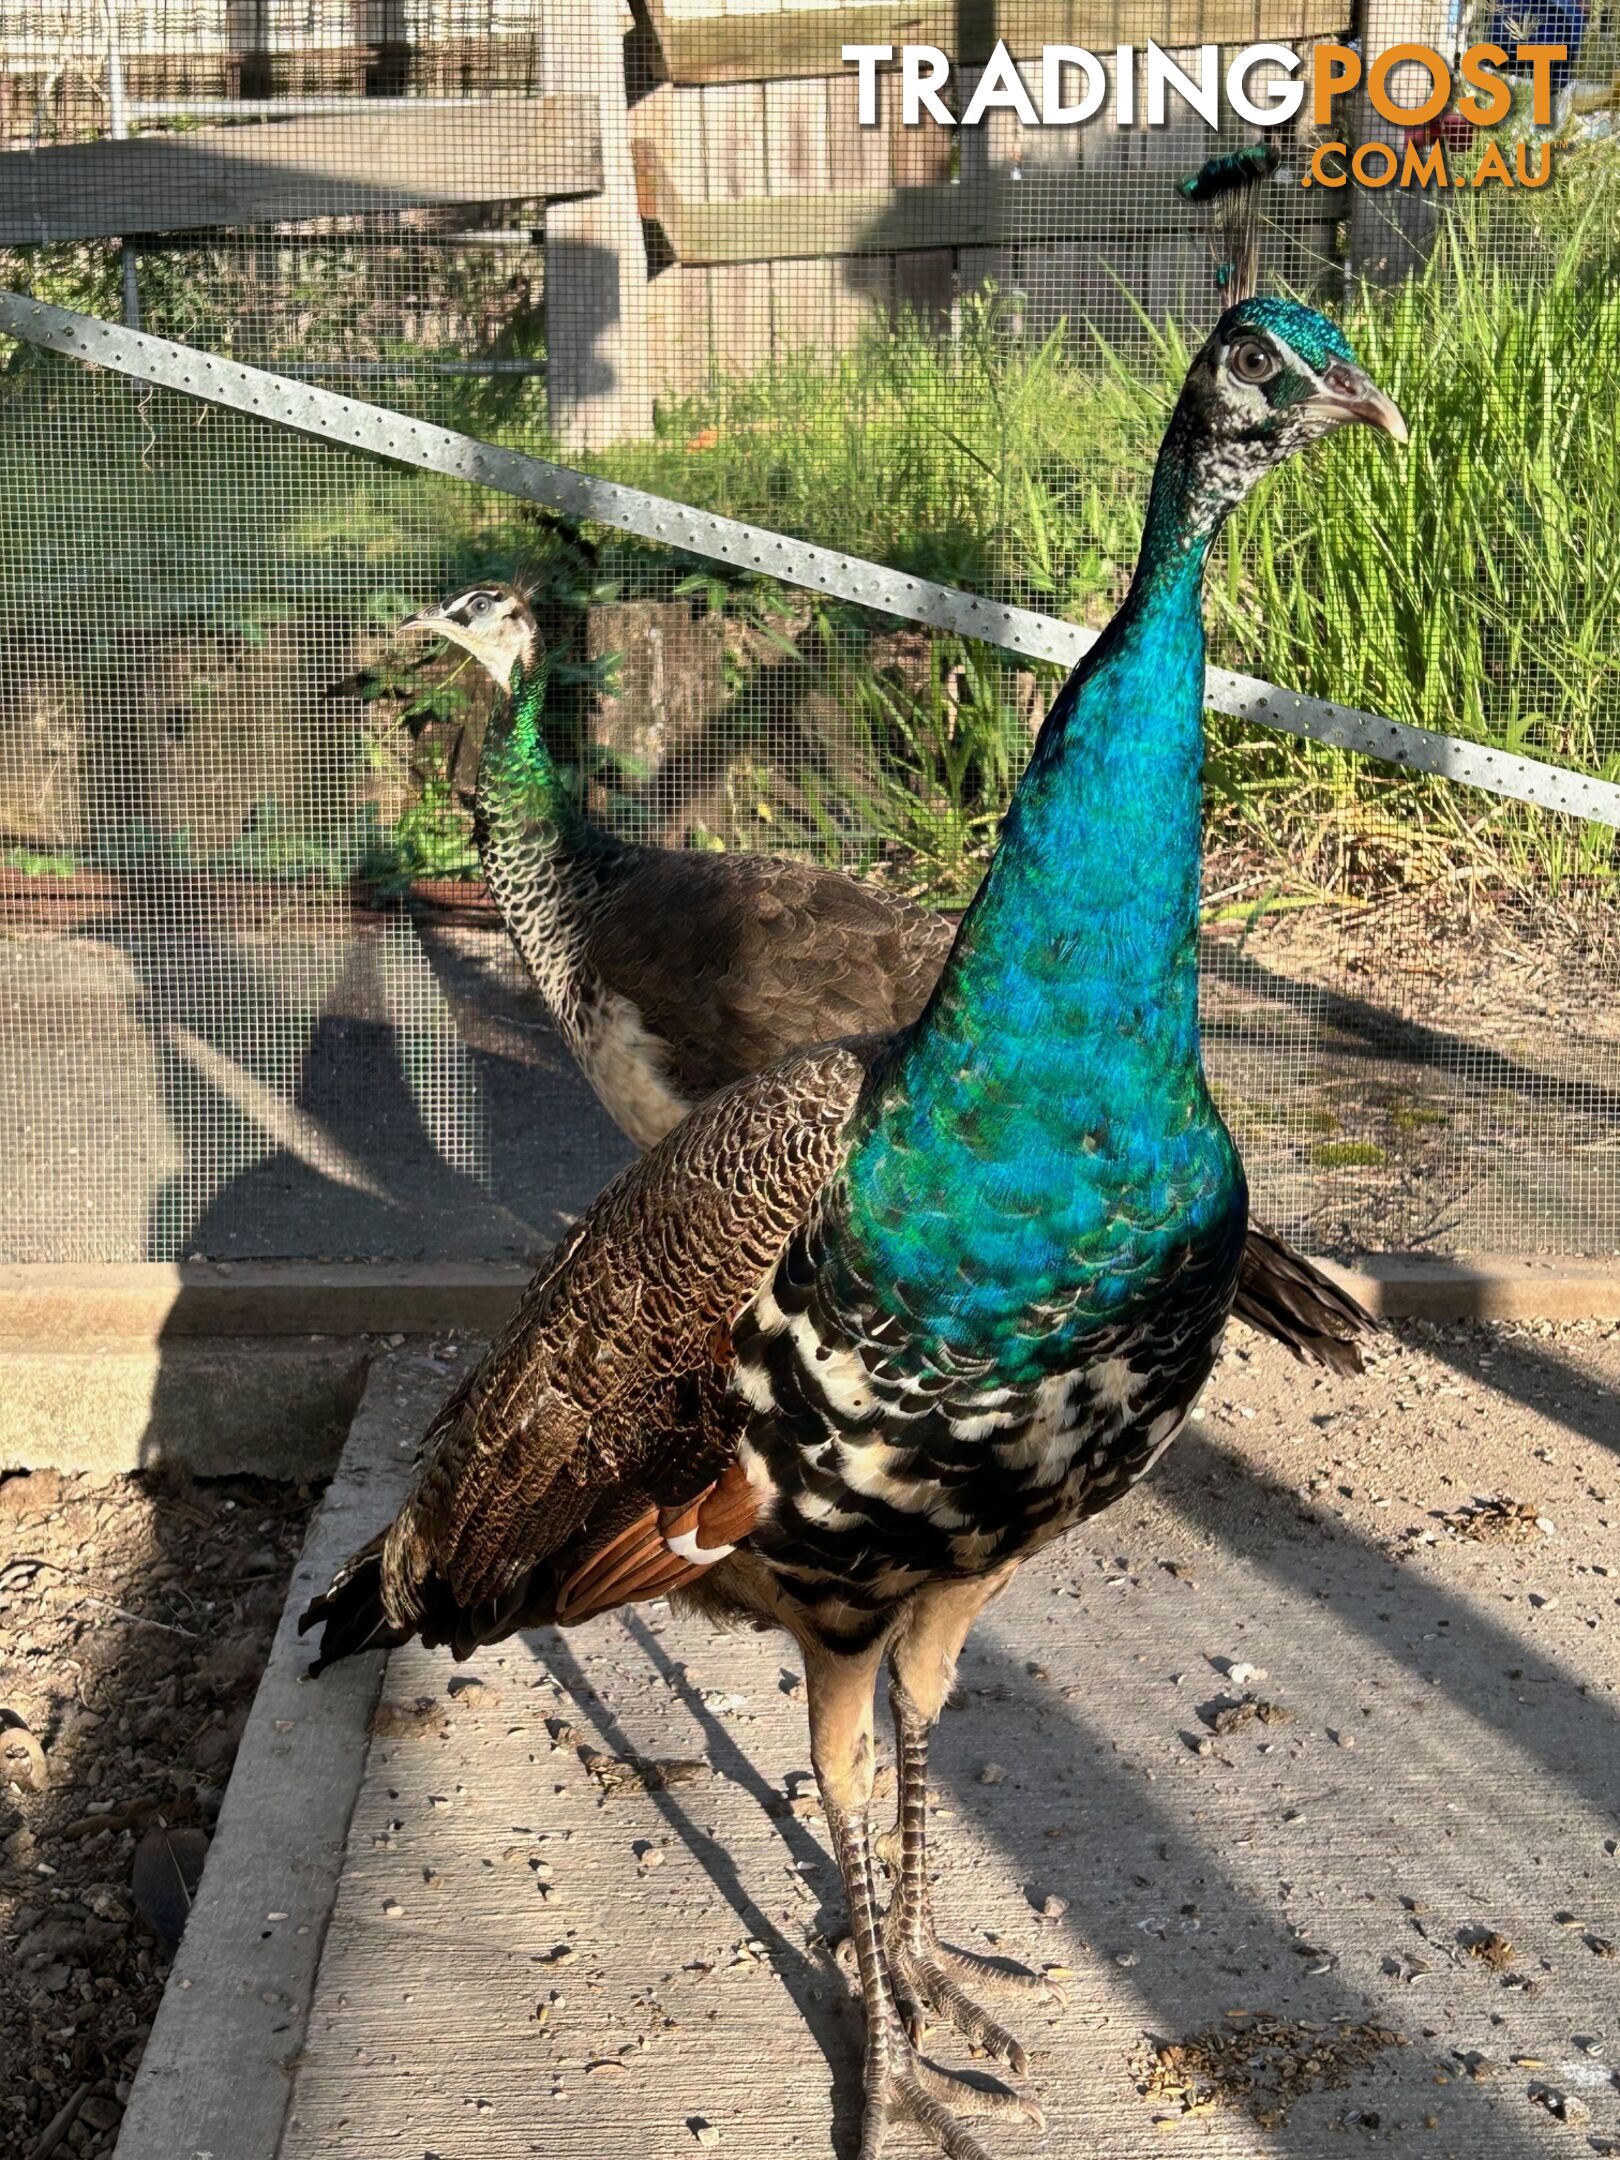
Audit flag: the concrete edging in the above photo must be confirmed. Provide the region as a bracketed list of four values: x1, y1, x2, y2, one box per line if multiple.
[112, 1352, 431, 2160]
[1, 1254, 1616, 1347]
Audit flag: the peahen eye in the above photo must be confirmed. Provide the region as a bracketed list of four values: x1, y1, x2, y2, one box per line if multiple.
[1229, 339, 1278, 384]
[471, 594, 492, 615]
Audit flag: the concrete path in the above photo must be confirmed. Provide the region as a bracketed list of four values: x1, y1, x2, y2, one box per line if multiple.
[126, 1322, 1620, 2160]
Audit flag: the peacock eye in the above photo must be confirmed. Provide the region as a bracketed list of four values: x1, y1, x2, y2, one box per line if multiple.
[1229, 339, 1277, 384]
[472, 595, 492, 615]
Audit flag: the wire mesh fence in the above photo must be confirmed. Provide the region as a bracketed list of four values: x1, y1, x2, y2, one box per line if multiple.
[0, 0, 1616, 1263]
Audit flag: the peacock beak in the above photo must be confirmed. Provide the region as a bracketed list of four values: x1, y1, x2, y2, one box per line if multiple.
[1313, 363, 1408, 443]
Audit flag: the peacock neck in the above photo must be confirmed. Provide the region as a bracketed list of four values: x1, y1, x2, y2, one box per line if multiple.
[900, 436, 1221, 1118]
[836, 432, 1243, 1364]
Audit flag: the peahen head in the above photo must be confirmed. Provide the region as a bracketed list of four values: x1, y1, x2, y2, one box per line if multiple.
[1149, 298, 1405, 556]
[401, 582, 539, 693]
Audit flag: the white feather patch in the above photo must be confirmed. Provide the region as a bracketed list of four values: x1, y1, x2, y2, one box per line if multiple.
[665, 1528, 735, 1566]
[578, 992, 692, 1150]
[1135, 1407, 1188, 1482]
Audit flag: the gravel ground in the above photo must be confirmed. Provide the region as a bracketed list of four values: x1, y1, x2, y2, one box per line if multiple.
[0, 1466, 317, 2158]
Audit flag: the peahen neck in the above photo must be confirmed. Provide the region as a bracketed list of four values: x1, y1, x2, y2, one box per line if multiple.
[475, 651, 580, 849]
[473, 645, 624, 1023]
[838, 420, 1245, 1363]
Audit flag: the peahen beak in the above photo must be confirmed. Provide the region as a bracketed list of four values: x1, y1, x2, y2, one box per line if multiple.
[1312, 363, 1408, 443]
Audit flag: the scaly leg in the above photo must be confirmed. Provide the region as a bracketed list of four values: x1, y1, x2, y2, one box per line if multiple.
[805, 1632, 1039, 2160]
[879, 1571, 1065, 2076]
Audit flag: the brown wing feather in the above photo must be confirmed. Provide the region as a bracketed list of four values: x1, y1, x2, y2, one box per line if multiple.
[1231, 1221, 1379, 1373]
[587, 852, 955, 1103]
[365, 1041, 874, 1648]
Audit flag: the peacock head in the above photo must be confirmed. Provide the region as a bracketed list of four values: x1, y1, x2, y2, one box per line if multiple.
[1165, 297, 1405, 528]
[400, 582, 540, 691]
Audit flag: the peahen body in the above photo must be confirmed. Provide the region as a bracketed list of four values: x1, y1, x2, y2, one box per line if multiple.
[398, 586, 1372, 1372]
[307, 301, 1404, 2158]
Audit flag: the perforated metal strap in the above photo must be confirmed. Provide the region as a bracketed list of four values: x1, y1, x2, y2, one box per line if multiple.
[4, 288, 1617, 831]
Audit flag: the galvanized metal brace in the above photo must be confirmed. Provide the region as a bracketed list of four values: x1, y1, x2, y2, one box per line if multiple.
[3, 290, 1617, 831]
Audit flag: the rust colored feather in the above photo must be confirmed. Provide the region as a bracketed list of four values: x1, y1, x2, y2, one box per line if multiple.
[553, 1460, 761, 1625]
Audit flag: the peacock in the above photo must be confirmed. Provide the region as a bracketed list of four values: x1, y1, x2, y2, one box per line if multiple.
[306, 300, 1405, 2158]
[391, 612, 1371, 1372]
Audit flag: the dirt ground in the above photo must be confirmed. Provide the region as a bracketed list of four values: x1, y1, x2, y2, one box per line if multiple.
[1203, 884, 1620, 1258]
[0, 1466, 316, 2158]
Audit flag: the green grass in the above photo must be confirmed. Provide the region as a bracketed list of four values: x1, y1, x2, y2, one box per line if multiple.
[2, 151, 1617, 901]
[1310, 1140, 1389, 1170]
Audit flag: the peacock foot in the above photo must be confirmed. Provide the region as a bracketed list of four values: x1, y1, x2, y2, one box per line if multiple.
[884, 1922, 1066, 2077]
[857, 2014, 1045, 2160]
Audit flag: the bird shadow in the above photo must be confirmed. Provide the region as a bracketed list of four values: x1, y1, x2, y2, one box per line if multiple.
[946, 1626, 1551, 2159]
[1416, 1320, 1620, 1461]
[1162, 1424, 1620, 1827]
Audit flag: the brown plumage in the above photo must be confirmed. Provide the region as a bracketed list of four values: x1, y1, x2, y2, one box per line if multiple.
[304, 1042, 873, 1670]
[586, 850, 954, 1107]
[400, 584, 1377, 1374]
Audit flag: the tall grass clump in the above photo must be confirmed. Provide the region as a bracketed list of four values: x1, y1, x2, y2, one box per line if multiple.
[594, 162, 1620, 896]
[1209, 158, 1620, 888]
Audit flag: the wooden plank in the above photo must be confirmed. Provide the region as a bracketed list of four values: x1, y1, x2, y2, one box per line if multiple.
[642, 0, 1349, 86]
[542, 0, 653, 448]
[764, 77, 831, 195]
[644, 170, 1339, 265]
[632, 86, 711, 401]
[646, 262, 713, 399]
[770, 255, 843, 357]
[827, 69, 889, 189]
[0, 97, 600, 243]
[891, 245, 953, 328]
[836, 249, 893, 345]
[701, 79, 768, 199]
[700, 81, 771, 378]
[888, 71, 953, 186]
[1347, 0, 1447, 279]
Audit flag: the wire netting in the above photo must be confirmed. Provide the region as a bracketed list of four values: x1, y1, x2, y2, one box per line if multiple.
[0, 0, 1616, 1264]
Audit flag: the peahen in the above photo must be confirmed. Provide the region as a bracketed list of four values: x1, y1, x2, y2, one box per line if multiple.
[393, 590, 1372, 1372]
[306, 301, 1405, 2157]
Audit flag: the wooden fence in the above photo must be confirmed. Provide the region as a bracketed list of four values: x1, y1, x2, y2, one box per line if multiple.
[0, 0, 1406, 447]
[625, 0, 1353, 421]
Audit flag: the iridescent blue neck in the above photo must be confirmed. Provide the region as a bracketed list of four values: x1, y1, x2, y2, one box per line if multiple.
[834, 435, 1242, 1366]
[894, 438, 1221, 1112]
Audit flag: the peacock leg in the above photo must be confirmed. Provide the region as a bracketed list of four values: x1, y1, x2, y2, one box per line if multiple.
[805, 1635, 1039, 2160]
[879, 1572, 1065, 2076]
